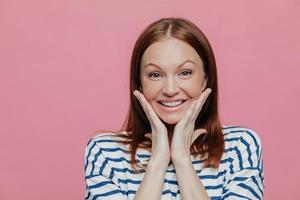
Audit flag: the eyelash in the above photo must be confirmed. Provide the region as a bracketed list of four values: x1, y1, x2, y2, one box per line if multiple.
[148, 70, 192, 79]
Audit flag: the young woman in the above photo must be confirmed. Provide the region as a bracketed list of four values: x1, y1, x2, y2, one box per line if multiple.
[85, 17, 264, 200]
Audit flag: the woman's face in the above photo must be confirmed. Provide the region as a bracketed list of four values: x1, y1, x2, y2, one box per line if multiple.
[140, 37, 207, 125]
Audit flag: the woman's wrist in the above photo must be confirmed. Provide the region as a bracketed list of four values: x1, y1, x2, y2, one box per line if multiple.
[148, 158, 169, 172]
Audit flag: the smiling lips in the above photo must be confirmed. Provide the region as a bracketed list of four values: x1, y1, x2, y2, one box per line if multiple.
[158, 100, 187, 112]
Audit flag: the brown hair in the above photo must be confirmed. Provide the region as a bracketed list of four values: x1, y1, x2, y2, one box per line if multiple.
[98, 17, 224, 170]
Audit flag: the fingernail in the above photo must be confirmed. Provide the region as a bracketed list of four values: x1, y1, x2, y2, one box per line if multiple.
[133, 90, 138, 96]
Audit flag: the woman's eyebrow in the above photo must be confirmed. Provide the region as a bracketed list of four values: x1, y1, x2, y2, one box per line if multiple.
[144, 60, 196, 70]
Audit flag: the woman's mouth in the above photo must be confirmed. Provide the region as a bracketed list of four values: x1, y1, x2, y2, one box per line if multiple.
[157, 100, 187, 112]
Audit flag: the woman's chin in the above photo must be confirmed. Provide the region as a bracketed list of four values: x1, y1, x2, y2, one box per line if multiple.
[160, 117, 180, 125]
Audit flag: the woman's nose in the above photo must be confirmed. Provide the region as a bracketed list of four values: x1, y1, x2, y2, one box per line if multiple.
[162, 76, 180, 96]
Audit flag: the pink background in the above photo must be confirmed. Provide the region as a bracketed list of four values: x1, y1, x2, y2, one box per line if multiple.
[1, 0, 299, 199]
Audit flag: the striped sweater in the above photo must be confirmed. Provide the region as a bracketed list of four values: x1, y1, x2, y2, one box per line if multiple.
[84, 126, 264, 200]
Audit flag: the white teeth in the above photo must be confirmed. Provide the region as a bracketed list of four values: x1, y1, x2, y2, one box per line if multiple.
[160, 100, 184, 107]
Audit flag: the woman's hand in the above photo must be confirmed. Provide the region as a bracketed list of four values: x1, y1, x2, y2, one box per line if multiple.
[133, 90, 170, 169]
[170, 88, 212, 164]
[133, 88, 211, 167]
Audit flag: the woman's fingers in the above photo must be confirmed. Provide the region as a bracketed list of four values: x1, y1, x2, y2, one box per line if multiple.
[177, 100, 197, 127]
[144, 133, 152, 140]
[191, 88, 212, 121]
[176, 88, 211, 130]
[133, 90, 162, 128]
[133, 91, 152, 123]
[191, 128, 207, 144]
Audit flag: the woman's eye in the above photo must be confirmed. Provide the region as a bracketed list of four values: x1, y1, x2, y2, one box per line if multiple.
[180, 70, 192, 77]
[148, 72, 161, 79]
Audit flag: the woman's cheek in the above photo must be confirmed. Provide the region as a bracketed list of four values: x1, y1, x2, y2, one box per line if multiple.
[142, 82, 161, 100]
[181, 81, 202, 97]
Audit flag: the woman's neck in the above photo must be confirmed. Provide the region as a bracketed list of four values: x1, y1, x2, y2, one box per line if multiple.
[165, 123, 175, 144]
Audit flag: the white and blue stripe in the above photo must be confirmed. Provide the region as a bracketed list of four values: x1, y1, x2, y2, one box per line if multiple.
[85, 126, 264, 200]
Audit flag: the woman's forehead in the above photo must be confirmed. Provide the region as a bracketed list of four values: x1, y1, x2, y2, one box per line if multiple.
[141, 41, 202, 69]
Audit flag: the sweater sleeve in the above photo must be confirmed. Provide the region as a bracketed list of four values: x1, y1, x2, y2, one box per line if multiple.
[221, 129, 265, 200]
[84, 137, 128, 200]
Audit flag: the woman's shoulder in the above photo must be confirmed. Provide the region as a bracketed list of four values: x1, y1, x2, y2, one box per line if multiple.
[86, 130, 130, 150]
[221, 125, 262, 149]
[85, 131, 132, 162]
[93, 130, 128, 139]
